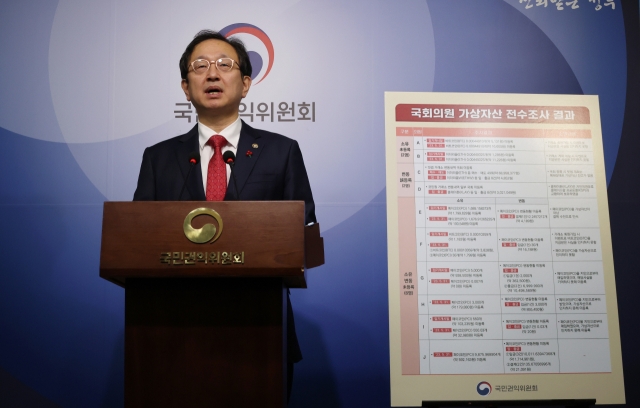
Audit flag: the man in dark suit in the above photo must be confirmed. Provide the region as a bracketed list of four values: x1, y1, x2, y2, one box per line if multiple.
[133, 29, 316, 401]
[132, 120, 316, 224]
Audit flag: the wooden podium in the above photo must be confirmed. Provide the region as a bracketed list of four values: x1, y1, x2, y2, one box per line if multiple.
[99, 201, 324, 407]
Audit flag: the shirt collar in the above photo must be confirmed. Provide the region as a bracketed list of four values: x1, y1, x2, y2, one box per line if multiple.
[198, 116, 242, 150]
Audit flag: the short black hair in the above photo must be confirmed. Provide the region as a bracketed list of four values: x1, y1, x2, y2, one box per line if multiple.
[179, 29, 252, 81]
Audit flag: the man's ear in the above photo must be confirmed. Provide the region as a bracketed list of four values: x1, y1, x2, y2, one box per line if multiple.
[181, 79, 191, 101]
[241, 75, 252, 98]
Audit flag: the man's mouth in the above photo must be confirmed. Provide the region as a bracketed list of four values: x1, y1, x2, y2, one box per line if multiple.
[205, 87, 222, 95]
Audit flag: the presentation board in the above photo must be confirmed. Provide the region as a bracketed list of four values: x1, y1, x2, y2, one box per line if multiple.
[385, 92, 624, 406]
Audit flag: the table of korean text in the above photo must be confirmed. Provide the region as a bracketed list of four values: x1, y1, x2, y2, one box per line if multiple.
[396, 126, 611, 375]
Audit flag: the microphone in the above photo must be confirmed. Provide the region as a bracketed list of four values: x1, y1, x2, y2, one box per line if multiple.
[223, 150, 240, 200]
[179, 151, 200, 200]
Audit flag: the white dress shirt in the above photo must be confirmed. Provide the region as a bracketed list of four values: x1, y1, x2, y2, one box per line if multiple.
[198, 117, 241, 191]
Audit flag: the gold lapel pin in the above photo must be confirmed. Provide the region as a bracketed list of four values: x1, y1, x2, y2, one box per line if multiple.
[252, 143, 259, 148]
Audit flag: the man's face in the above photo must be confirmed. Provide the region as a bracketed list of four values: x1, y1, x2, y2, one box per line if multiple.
[181, 39, 251, 121]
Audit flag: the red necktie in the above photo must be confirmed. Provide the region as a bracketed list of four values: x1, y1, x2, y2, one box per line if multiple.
[206, 135, 228, 201]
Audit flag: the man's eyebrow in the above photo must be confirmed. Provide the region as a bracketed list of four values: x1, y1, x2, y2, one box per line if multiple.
[192, 53, 230, 60]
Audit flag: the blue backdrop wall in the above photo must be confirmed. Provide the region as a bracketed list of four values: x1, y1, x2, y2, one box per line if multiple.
[1, 1, 638, 407]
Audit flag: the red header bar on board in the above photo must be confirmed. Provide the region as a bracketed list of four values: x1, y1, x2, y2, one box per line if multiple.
[396, 104, 590, 124]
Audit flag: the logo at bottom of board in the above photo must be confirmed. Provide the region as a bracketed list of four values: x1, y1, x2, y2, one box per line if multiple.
[477, 381, 492, 396]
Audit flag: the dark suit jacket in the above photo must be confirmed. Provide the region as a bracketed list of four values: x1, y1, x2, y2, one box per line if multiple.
[133, 121, 316, 225]
[133, 120, 316, 363]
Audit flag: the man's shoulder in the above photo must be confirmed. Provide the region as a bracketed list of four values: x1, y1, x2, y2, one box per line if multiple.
[241, 121, 297, 146]
[145, 125, 198, 152]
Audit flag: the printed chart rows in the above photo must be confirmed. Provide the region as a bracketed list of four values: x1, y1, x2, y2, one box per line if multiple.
[415, 228, 603, 262]
[413, 198, 599, 229]
[418, 339, 611, 374]
[419, 313, 609, 340]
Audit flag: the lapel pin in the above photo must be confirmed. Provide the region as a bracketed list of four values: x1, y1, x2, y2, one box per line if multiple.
[252, 143, 258, 148]
[246, 150, 253, 158]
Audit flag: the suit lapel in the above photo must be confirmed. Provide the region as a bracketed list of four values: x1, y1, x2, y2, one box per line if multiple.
[226, 121, 265, 199]
[176, 125, 206, 201]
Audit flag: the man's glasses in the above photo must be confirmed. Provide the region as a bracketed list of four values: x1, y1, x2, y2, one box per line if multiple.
[189, 58, 240, 74]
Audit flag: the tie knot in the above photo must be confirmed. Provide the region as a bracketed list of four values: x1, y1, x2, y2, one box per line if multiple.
[208, 135, 228, 150]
